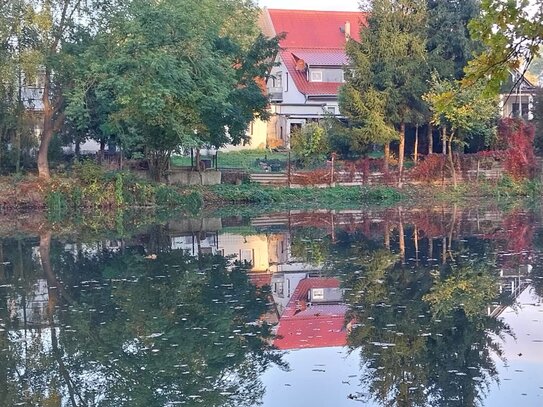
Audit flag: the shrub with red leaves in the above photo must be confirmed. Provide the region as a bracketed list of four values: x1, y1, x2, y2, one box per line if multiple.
[410, 154, 450, 183]
[498, 118, 537, 179]
[291, 168, 332, 185]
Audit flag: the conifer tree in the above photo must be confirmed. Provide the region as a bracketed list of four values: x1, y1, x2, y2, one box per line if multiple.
[340, 0, 428, 185]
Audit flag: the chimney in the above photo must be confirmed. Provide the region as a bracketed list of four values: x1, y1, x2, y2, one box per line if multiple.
[344, 21, 351, 40]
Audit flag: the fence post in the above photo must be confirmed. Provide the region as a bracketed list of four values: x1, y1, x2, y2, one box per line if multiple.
[331, 152, 336, 186]
[287, 150, 291, 187]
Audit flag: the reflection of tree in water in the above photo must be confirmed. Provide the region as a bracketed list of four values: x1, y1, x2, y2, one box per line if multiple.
[290, 227, 332, 267]
[0, 233, 284, 407]
[529, 229, 543, 300]
[331, 228, 511, 407]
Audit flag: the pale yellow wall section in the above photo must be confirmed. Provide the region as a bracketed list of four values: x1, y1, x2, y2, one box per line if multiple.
[218, 233, 270, 272]
[222, 117, 269, 151]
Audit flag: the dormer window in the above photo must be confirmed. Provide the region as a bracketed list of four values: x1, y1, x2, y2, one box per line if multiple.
[310, 70, 323, 82]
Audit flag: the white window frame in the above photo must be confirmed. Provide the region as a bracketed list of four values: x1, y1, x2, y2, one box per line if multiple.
[310, 70, 323, 82]
[275, 71, 282, 88]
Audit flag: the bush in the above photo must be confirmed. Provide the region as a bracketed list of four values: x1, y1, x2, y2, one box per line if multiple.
[410, 154, 449, 182]
[498, 119, 537, 179]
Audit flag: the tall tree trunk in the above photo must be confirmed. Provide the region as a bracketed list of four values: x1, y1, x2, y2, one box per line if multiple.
[37, 68, 64, 180]
[398, 121, 405, 188]
[414, 226, 419, 265]
[384, 220, 390, 250]
[38, 69, 53, 180]
[414, 125, 419, 164]
[15, 127, 21, 173]
[37, 123, 53, 179]
[98, 139, 105, 164]
[442, 236, 447, 264]
[427, 123, 433, 154]
[448, 131, 457, 188]
[384, 143, 390, 172]
[441, 126, 446, 155]
[40, 230, 58, 315]
[398, 207, 405, 264]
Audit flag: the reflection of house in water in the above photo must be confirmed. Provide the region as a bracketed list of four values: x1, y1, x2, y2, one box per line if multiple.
[63, 240, 123, 258]
[489, 264, 533, 317]
[165, 217, 316, 273]
[272, 276, 348, 350]
[171, 233, 219, 256]
[8, 278, 51, 327]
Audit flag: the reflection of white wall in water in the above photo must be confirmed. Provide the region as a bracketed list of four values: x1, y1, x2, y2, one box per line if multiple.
[170, 233, 218, 256]
[169, 231, 322, 273]
[8, 278, 50, 326]
[218, 234, 270, 272]
[271, 272, 308, 316]
[63, 241, 122, 258]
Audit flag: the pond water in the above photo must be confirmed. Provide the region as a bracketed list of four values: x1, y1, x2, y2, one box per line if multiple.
[0, 206, 542, 406]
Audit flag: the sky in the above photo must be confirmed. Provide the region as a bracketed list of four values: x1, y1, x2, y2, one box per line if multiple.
[258, 0, 360, 11]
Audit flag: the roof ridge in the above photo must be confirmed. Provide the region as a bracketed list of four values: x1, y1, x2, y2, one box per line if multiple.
[267, 8, 364, 13]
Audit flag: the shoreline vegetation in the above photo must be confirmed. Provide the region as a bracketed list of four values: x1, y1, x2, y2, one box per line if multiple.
[3, 161, 542, 215]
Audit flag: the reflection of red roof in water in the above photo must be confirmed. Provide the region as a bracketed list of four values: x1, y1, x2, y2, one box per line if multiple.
[274, 277, 348, 350]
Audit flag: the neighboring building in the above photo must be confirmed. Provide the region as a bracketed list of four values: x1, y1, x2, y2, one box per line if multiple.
[500, 70, 539, 120]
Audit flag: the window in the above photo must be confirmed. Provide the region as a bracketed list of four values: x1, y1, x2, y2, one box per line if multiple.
[311, 288, 325, 301]
[240, 249, 253, 264]
[275, 72, 282, 88]
[310, 70, 323, 82]
[512, 103, 519, 116]
[285, 72, 289, 91]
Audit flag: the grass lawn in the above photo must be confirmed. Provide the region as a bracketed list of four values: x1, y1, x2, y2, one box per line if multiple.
[171, 149, 289, 172]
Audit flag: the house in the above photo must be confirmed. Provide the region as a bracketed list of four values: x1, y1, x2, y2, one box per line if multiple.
[260, 8, 366, 149]
[273, 276, 348, 349]
[223, 8, 365, 151]
[500, 70, 539, 120]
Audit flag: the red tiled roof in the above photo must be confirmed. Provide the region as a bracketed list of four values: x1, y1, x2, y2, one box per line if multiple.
[291, 48, 349, 66]
[273, 277, 348, 349]
[268, 9, 366, 49]
[266, 9, 367, 97]
[281, 50, 343, 97]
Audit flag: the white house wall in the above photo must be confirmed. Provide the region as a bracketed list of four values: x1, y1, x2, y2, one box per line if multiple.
[270, 61, 306, 105]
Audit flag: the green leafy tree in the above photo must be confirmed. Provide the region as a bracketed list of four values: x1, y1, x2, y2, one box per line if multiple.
[423, 74, 499, 187]
[0, 0, 42, 173]
[290, 122, 331, 167]
[68, 0, 280, 181]
[424, 0, 481, 154]
[533, 89, 543, 153]
[18, 0, 97, 179]
[340, 0, 428, 184]
[466, 0, 543, 91]
[427, 0, 480, 81]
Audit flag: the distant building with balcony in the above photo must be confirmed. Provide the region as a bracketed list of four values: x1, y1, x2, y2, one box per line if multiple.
[500, 70, 538, 120]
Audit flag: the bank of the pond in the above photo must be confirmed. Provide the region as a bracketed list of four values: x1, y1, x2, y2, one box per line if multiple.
[0, 170, 541, 213]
